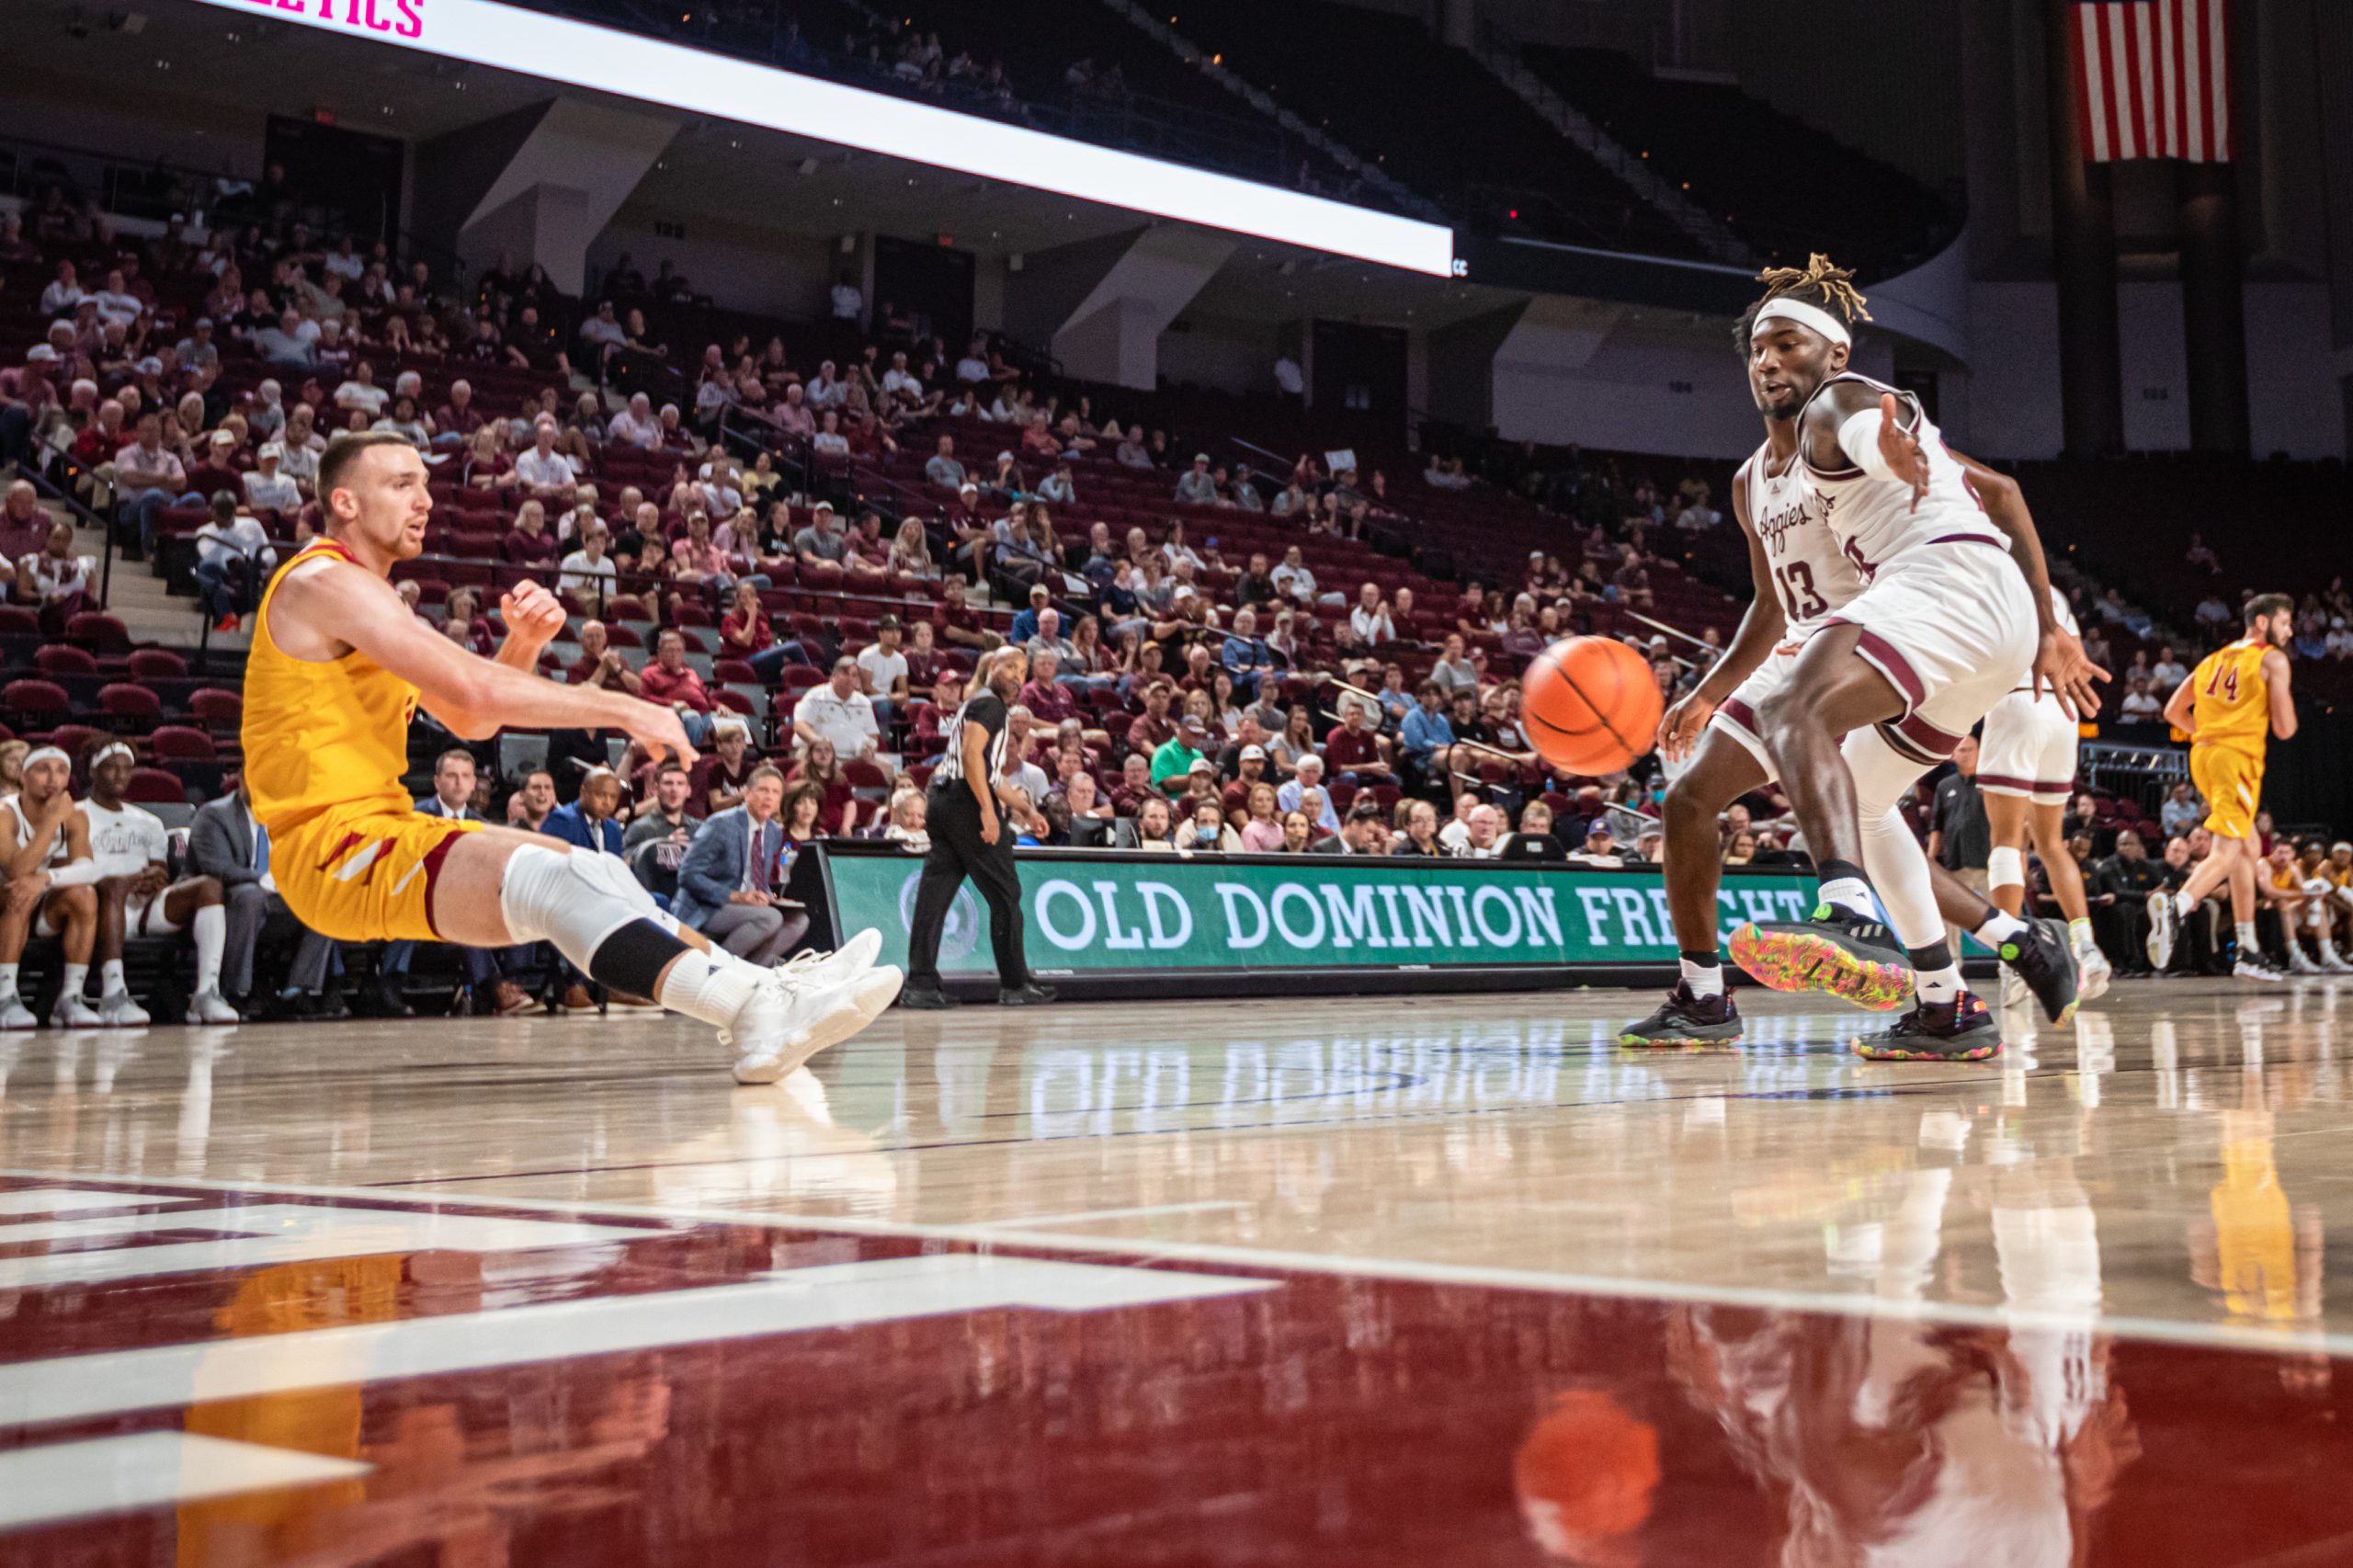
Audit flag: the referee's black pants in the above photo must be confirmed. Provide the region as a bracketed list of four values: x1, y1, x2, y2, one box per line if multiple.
[908, 783, 1031, 991]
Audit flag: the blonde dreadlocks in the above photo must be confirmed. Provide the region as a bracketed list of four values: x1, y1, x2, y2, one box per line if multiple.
[1733, 253, 1872, 352]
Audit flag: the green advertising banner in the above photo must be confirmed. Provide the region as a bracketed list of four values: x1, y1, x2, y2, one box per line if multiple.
[818, 846, 1824, 984]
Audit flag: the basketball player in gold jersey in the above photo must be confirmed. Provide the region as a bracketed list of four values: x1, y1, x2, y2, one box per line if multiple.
[2148, 592, 2296, 980]
[246, 431, 900, 1082]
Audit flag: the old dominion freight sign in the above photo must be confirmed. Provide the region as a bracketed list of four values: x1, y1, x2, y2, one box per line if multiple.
[820, 847, 1820, 982]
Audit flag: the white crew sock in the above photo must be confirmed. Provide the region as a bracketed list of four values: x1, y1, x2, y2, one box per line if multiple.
[655, 949, 765, 1029]
[191, 904, 225, 994]
[1915, 961, 1961, 1006]
[0, 962, 18, 997]
[100, 959, 125, 995]
[2067, 917, 2096, 953]
[2177, 889, 2199, 918]
[1680, 956, 1724, 999]
[60, 962, 88, 1001]
[1973, 910, 2029, 948]
[1817, 876, 1876, 920]
[2237, 920, 2258, 954]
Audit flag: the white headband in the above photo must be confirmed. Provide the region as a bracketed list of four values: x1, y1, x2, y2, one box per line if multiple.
[23, 746, 69, 770]
[91, 743, 134, 770]
[1751, 297, 1852, 349]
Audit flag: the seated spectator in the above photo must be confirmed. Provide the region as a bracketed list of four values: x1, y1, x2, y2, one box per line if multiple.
[794, 658, 882, 760]
[1174, 452, 1219, 506]
[1175, 801, 1240, 852]
[639, 627, 718, 745]
[609, 392, 662, 450]
[2120, 677, 2162, 721]
[188, 777, 335, 1016]
[25, 517, 95, 634]
[670, 764, 808, 964]
[557, 522, 620, 616]
[1569, 822, 1625, 868]
[926, 433, 966, 491]
[789, 736, 865, 835]
[1130, 795, 1178, 851]
[1312, 799, 1393, 855]
[112, 409, 200, 560]
[502, 499, 559, 568]
[1278, 755, 1343, 835]
[193, 492, 277, 633]
[514, 421, 578, 501]
[1392, 798, 1448, 858]
[241, 442, 301, 520]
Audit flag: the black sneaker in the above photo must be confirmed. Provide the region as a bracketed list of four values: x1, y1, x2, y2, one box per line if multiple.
[1619, 983, 1743, 1048]
[998, 982, 1058, 1006]
[1852, 992, 2002, 1062]
[898, 985, 960, 1010]
[1995, 917, 2078, 1025]
[1730, 905, 1915, 1011]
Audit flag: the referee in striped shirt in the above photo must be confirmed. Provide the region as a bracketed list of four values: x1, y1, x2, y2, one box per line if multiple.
[902, 647, 1056, 1008]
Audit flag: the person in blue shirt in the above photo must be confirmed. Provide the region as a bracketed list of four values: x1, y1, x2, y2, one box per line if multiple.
[1006, 581, 1050, 646]
[1399, 680, 1457, 795]
[1220, 605, 1276, 699]
[538, 767, 630, 1008]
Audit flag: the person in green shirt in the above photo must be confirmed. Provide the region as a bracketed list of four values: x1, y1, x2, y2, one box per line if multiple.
[1150, 715, 1211, 796]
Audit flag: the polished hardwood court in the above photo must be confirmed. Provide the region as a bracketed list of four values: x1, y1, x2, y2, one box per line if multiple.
[5, 979, 2353, 1564]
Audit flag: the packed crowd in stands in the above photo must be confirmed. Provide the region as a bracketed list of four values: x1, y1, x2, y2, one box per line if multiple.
[0, 170, 2344, 1017]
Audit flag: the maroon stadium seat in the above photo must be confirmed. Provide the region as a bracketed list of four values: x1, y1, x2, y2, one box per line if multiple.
[188, 688, 244, 728]
[149, 726, 219, 762]
[128, 648, 189, 680]
[64, 613, 131, 654]
[125, 767, 185, 804]
[2, 679, 70, 719]
[97, 684, 165, 723]
[34, 645, 98, 676]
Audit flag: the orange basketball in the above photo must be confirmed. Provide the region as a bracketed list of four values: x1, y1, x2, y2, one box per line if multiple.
[1521, 636, 1663, 777]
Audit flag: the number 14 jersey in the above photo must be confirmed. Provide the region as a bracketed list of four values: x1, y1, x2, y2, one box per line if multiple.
[1740, 440, 1865, 639]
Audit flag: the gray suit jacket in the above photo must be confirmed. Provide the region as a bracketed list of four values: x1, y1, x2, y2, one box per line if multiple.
[671, 806, 785, 929]
[189, 793, 265, 886]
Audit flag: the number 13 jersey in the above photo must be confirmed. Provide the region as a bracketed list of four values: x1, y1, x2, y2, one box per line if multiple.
[1741, 439, 1864, 638]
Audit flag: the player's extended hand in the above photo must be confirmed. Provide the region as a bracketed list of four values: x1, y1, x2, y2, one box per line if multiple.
[1877, 392, 1928, 512]
[132, 866, 169, 899]
[627, 702, 699, 769]
[2033, 625, 2109, 720]
[1656, 689, 1716, 763]
[499, 580, 568, 651]
[4, 871, 49, 915]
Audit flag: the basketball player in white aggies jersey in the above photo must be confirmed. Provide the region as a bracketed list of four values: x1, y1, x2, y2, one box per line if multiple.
[1977, 587, 2115, 1003]
[1620, 259, 2083, 1049]
[81, 741, 241, 1025]
[0, 746, 105, 1028]
[1718, 257, 2104, 1060]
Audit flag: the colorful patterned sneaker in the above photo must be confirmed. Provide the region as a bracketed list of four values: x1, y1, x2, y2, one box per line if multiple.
[1995, 918, 2080, 1026]
[1852, 992, 2002, 1062]
[1618, 983, 1743, 1048]
[1730, 905, 1915, 1011]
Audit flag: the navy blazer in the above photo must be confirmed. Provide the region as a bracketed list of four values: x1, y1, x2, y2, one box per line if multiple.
[671, 806, 785, 929]
[541, 801, 625, 857]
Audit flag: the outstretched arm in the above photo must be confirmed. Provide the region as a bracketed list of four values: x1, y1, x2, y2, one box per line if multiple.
[2162, 673, 2197, 736]
[273, 558, 697, 761]
[1658, 460, 1785, 761]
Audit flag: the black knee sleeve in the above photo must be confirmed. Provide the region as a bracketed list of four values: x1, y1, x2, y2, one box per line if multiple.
[588, 918, 690, 998]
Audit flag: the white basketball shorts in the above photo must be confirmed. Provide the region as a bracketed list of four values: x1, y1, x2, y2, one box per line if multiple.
[1824, 537, 2038, 767]
[1977, 688, 2079, 805]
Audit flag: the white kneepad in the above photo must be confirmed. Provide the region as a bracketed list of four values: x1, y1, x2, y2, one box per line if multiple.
[499, 845, 664, 953]
[1987, 846, 2027, 892]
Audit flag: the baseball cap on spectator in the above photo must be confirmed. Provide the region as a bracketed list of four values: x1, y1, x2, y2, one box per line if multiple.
[1029, 584, 1050, 603]
[1586, 822, 1613, 843]
[135, 357, 164, 375]
[25, 346, 57, 363]
[1193, 452, 1211, 464]
[258, 442, 285, 460]
[47, 320, 74, 340]
[812, 500, 834, 514]
[1188, 757, 1214, 776]
[210, 430, 236, 448]
[1240, 744, 1267, 762]
[193, 317, 213, 330]
[1178, 715, 1209, 738]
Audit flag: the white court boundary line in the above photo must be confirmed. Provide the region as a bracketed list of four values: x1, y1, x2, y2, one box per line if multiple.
[0, 1166, 2336, 1360]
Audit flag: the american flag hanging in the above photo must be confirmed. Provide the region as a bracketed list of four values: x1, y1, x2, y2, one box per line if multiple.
[2072, 0, 2234, 164]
